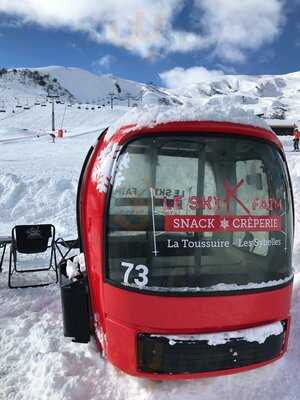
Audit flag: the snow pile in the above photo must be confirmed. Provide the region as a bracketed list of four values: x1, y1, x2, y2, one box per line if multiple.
[153, 321, 283, 346]
[106, 103, 271, 141]
[66, 253, 86, 280]
[91, 104, 272, 195]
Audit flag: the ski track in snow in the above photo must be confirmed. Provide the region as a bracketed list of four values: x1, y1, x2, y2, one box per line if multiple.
[0, 120, 300, 400]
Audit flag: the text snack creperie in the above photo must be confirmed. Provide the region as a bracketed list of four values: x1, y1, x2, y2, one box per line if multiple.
[165, 215, 282, 232]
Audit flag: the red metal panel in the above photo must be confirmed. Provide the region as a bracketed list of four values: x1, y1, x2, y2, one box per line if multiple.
[116, 121, 283, 150]
[103, 283, 292, 331]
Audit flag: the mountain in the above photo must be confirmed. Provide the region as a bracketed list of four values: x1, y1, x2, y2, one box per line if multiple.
[1, 66, 300, 123]
[34, 66, 183, 106]
[0, 66, 182, 108]
[168, 71, 300, 122]
[0, 68, 75, 108]
[34, 66, 143, 103]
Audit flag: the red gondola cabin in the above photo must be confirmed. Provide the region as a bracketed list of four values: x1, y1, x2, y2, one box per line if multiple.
[60, 117, 294, 380]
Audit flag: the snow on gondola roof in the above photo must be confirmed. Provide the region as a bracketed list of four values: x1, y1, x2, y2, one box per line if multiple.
[105, 103, 272, 141]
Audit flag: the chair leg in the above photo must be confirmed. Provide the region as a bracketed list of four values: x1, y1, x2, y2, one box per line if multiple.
[50, 245, 58, 283]
[0, 243, 7, 272]
[8, 249, 16, 288]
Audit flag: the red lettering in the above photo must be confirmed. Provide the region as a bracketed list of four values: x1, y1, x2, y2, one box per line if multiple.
[251, 197, 283, 211]
[188, 196, 197, 210]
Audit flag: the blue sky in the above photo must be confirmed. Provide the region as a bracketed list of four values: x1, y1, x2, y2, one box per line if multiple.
[0, 0, 299, 87]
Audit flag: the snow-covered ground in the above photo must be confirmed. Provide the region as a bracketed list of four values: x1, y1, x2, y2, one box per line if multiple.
[0, 108, 300, 400]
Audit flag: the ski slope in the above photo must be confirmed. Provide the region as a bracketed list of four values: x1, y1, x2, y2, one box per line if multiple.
[34, 66, 143, 103]
[0, 108, 299, 400]
[0, 102, 127, 139]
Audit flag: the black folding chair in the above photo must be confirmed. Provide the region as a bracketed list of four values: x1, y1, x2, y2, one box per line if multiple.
[55, 237, 80, 264]
[8, 224, 58, 288]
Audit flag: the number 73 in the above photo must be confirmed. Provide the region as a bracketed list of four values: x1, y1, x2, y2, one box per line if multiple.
[121, 262, 149, 287]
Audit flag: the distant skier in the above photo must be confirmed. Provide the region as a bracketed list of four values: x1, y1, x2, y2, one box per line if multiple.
[293, 126, 300, 151]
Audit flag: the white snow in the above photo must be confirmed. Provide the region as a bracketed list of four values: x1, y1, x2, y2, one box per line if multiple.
[92, 104, 272, 195]
[0, 72, 300, 399]
[92, 142, 121, 193]
[152, 321, 284, 346]
[66, 253, 86, 280]
[34, 66, 143, 103]
[123, 274, 293, 293]
[106, 104, 272, 141]
[3, 66, 300, 127]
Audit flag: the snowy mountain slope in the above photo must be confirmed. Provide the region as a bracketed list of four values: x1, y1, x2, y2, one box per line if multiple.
[0, 125, 299, 399]
[34, 66, 144, 103]
[0, 66, 182, 111]
[169, 71, 300, 122]
[2, 66, 300, 121]
[0, 69, 75, 107]
[35, 66, 184, 106]
[39, 67, 300, 121]
[0, 102, 127, 139]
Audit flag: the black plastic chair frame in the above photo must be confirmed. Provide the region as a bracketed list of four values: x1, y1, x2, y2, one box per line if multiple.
[55, 238, 80, 264]
[8, 224, 58, 289]
[0, 236, 11, 272]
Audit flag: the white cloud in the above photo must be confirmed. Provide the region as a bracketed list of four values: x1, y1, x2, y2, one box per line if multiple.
[0, 0, 197, 58]
[94, 54, 115, 70]
[0, 0, 285, 61]
[193, 0, 285, 62]
[160, 66, 225, 88]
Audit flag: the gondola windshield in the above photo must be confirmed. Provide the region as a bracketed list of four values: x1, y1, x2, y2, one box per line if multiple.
[107, 134, 293, 293]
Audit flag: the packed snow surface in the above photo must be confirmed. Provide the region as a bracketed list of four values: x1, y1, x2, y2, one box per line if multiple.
[0, 104, 300, 400]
